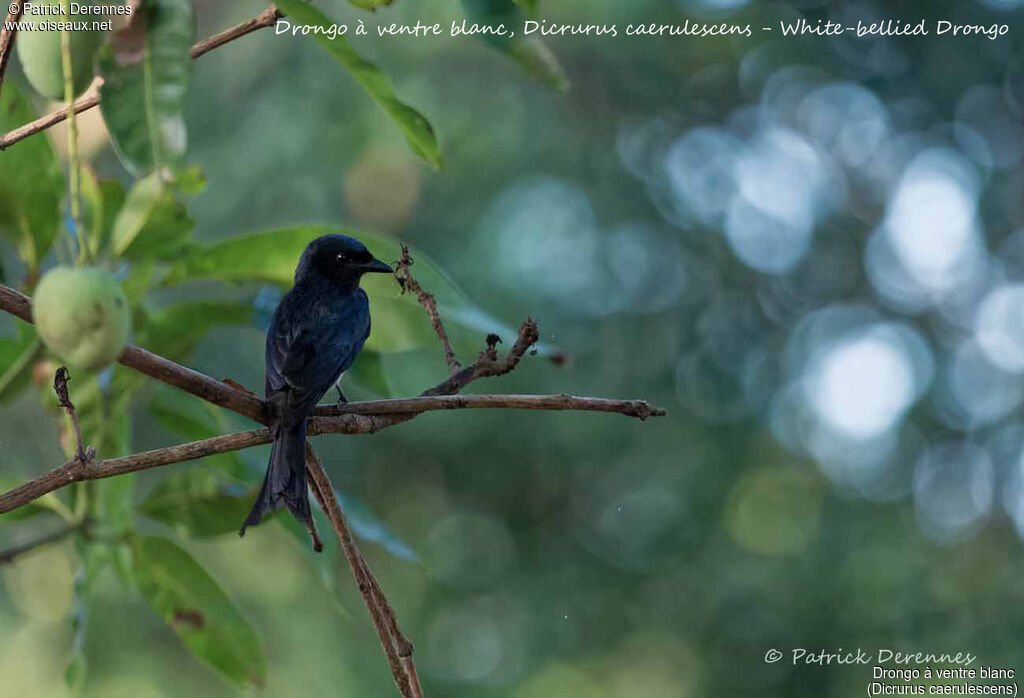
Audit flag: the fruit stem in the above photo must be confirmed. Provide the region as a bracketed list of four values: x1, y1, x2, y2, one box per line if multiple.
[59, 0, 88, 265]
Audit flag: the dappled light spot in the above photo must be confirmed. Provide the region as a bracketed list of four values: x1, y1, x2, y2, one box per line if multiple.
[424, 512, 516, 590]
[804, 330, 914, 439]
[799, 82, 890, 168]
[882, 148, 983, 295]
[974, 284, 1024, 372]
[955, 86, 1024, 170]
[665, 126, 742, 226]
[933, 339, 1024, 429]
[913, 441, 994, 544]
[725, 465, 823, 555]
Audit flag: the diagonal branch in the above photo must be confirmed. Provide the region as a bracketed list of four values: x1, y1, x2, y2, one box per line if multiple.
[0, 2, 25, 104]
[306, 446, 421, 698]
[190, 5, 281, 59]
[0, 5, 283, 151]
[393, 245, 459, 374]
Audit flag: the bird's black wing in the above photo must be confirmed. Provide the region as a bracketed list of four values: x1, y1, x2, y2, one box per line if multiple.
[266, 289, 370, 427]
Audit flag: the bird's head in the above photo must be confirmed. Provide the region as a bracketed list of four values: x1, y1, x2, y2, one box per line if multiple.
[294, 234, 393, 287]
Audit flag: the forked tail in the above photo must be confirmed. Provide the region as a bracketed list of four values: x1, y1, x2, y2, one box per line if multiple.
[239, 419, 312, 536]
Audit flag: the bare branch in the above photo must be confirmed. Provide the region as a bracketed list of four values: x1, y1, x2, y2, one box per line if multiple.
[0, 84, 100, 151]
[0, 429, 269, 515]
[189, 5, 281, 59]
[317, 392, 664, 420]
[306, 446, 420, 698]
[0, 5, 283, 151]
[53, 366, 94, 463]
[0, 2, 25, 103]
[424, 319, 539, 396]
[393, 245, 460, 374]
[0, 391, 663, 514]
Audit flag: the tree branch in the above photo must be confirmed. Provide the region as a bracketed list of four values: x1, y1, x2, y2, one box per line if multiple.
[393, 245, 459, 374]
[0, 5, 283, 151]
[0, 2, 25, 104]
[54, 366, 94, 463]
[190, 5, 281, 59]
[306, 446, 421, 698]
[0, 392, 662, 515]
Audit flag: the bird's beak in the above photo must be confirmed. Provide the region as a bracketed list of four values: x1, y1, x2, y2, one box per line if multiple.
[360, 257, 393, 274]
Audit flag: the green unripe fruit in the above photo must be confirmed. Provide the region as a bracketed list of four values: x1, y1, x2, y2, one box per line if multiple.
[17, 0, 104, 100]
[32, 267, 131, 371]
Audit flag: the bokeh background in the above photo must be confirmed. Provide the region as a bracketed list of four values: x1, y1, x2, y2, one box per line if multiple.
[4, 0, 1024, 695]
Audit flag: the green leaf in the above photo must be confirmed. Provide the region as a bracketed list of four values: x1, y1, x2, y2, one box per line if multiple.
[0, 324, 42, 404]
[460, 0, 568, 91]
[147, 398, 246, 479]
[98, 0, 195, 175]
[343, 349, 391, 397]
[278, 507, 350, 617]
[141, 473, 256, 538]
[162, 226, 524, 354]
[65, 651, 87, 693]
[336, 490, 417, 562]
[141, 396, 252, 537]
[80, 175, 126, 259]
[132, 536, 267, 688]
[94, 474, 134, 537]
[110, 172, 193, 260]
[0, 85, 65, 270]
[273, 0, 442, 169]
[280, 488, 416, 563]
[136, 301, 252, 362]
[172, 165, 207, 195]
[346, 0, 395, 9]
[65, 535, 105, 694]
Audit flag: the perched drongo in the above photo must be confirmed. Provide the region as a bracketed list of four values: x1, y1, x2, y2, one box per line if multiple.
[240, 234, 392, 537]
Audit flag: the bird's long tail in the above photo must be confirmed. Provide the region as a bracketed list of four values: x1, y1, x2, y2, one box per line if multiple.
[239, 419, 312, 536]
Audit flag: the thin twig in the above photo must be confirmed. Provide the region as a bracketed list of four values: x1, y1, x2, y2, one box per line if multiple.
[0, 429, 268, 515]
[0, 2, 24, 104]
[306, 446, 418, 698]
[357, 546, 421, 697]
[0, 85, 100, 151]
[0, 5, 283, 151]
[394, 245, 460, 374]
[190, 5, 281, 59]
[0, 523, 79, 564]
[53, 366, 93, 463]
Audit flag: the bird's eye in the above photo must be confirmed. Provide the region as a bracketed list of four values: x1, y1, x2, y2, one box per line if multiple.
[336, 253, 348, 264]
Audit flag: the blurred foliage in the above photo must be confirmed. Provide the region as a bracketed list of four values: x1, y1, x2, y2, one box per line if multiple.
[2, 0, 1024, 696]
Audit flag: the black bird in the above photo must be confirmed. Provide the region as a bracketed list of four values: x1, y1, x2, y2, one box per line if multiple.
[240, 234, 392, 539]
